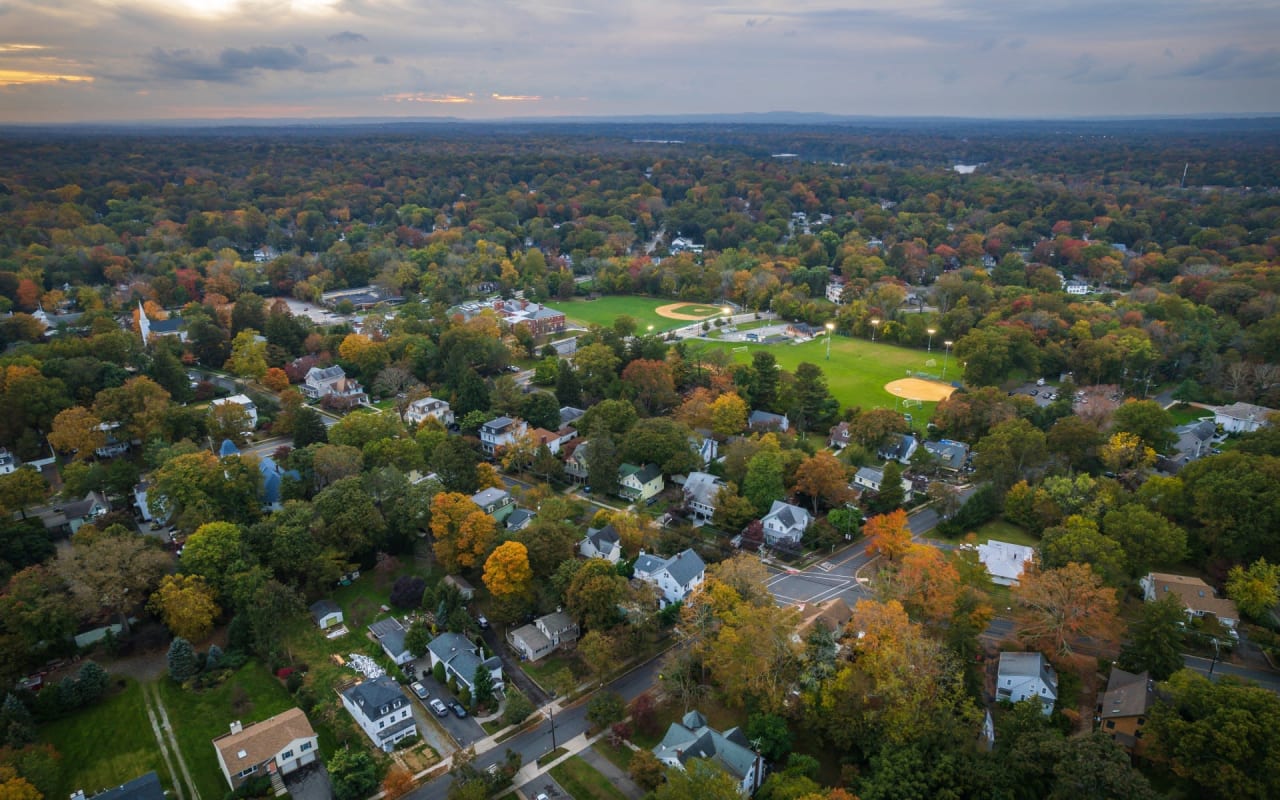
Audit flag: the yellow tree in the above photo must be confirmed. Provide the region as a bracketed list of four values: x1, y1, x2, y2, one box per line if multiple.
[0, 766, 42, 800]
[877, 546, 961, 626]
[708, 391, 749, 439]
[148, 574, 222, 641]
[483, 541, 533, 604]
[864, 509, 913, 563]
[430, 493, 497, 573]
[1101, 431, 1156, 482]
[1012, 562, 1120, 657]
[48, 406, 107, 460]
[93, 376, 171, 442]
[475, 463, 504, 491]
[225, 329, 268, 379]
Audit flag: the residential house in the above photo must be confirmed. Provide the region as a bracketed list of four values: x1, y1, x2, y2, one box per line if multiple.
[977, 540, 1036, 586]
[252, 246, 279, 263]
[258, 455, 300, 510]
[1158, 419, 1216, 472]
[507, 611, 580, 662]
[479, 416, 528, 456]
[619, 462, 664, 502]
[71, 771, 166, 800]
[405, 396, 454, 428]
[692, 433, 718, 468]
[368, 618, 413, 665]
[761, 500, 812, 547]
[426, 632, 504, 694]
[851, 466, 912, 499]
[996, 652, 1058, 716]
[580, 524, 622, 563]
[800, 597, 854, 640]
[559, 407, 587, 428]
[1063, 279, 1090, 295]
[444, 575, 475, 601]
[826, 276, 848, 304]
[302, 365, 366, 403]
[340, 676, 417, 752]
[1213, 401, 1275, 434]
[653, 710, 765, 795]
[62, 491, 110, 534]
[0, 449, 16, 475]
[309, 599, 343, 630]
[563, 439, 591, 483]
[505, 508, 535, 531]
[878, 433, 918, 464]
[828, 421, 852, 450]
[1097, 668, 1154, 754]
[529, 426, 573, 455]
[145, 316, 187, 344]
[682, 471, 725, 521]
[209, 394, 258, 431]
[132, 480, 169, 525]
[1140, 572, 1239, 631]
[748, 410, 790, 432]
[470, 487, 516, 524]
[212, 708, 319, 789]
[634, 549, 706, 607]
[922, 439, 970, 472]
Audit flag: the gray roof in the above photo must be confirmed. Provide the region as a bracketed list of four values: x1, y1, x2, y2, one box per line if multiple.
[483, 416, 517, 431]
[309, 599, 341, 622]
[683, 471, 724, 507]
[654, 712, 758, 785]
[368, 617, 405, 639]
[307, 365, 346, 381]
[764, 500, 808, 530]
[633, 463, 663, 484]
[559, 406, 586, 427]
[664, 549, 706, 589]
[998, 652, 1057, 690]
[506, 508, 535, 529]
[923, 439, 969, 469]
[470, 487, 511, 508]
[537, 611, 575, 636]
[90, 771, 166, 800]
[749, 410, 787, 427]
[148, 318, 184, 334]
[633, 552, 667, 576]
[880, 433, 917, 462]
[379, 626, 407, 657]
[343, 675, 406, 721]
[427, 632, 501, 686]
[855, 466, 884, 485]
[586, 524, 620, 550]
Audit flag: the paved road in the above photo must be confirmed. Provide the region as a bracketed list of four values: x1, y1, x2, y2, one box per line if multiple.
[405, 657, 663, 800]
[1182, 654, 1280, 693]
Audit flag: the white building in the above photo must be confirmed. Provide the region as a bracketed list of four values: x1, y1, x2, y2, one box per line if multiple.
[507, 612, 580, 662]
[405, 396, 454, 428]
[653, 710, 764, 795]
[1141, 572, 1239, 631]
[1213, 402, 1274, 434]
[682, 471, 725, 521]
[977, 540, 1036, 586]
[851, 466, 913, 498]
[340, 676, 417, 752]
[211, 708, 318, 790]
[826, 276, 848, 304]
[302, 365, 366, 402]
[634, 549, 706, 608]
[479, 416, 527, 456]
[0, 449, 17, 475]
[580, 525, 622, 563]
[996, 652, 1058, 716]
[209, 394, 258, 431]
[761, 500, 812, 547]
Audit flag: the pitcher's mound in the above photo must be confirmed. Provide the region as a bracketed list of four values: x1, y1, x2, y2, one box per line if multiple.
[884, 378, 956, 402]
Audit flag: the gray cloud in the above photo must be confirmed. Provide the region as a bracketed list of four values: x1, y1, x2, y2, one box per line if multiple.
[372, 54, 392, 64]
[148, 45, 355, 83]
[1165, 46, 1280, 80]
[327, 31, 367, 44]
[1064, 54, 1133, 84]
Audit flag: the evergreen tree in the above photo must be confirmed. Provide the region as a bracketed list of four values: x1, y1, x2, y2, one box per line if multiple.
[293, 405, 328, 448]
[869, 461, 907, 515]
[206, 644, 223, 670]
[750, 351, 779, 411]
[76, 662, 109, 704]
[788, 362, 840, 433]
[454, 368, 491, 417]
[167, 637, 198, 681]
[472, 664, 494, 708]
[1118, 594, 1187, 680]
[555, 360, 582, 407]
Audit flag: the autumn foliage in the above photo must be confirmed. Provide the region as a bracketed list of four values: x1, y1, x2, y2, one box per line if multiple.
[864, 509, 913, 563]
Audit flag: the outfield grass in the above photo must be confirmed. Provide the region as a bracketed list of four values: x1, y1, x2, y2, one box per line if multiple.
[41, 678, 175, 800]
[549, 755, 630, 800]
[547, 296, 726, 333]
[706, 334, 949, 426]
[154, 662, 298, 799]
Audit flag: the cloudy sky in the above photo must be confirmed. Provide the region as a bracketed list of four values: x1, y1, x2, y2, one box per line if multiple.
[1, 0, 1278, 123]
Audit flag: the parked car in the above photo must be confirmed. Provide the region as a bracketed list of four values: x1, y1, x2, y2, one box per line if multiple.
[476, 614, 489, 630]
[429, 698, 448, 717]
[450, 701, 467, 718]
[411, 681, 429, 699]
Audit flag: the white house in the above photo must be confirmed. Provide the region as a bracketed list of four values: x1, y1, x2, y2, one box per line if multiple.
[851, 466, 912, 498]
[367, 618, 413, 665]
[302, 365, 366, 402]
[761, 500, 812, 547]
[309, 599, 344, 630]
[479, 416, 528, 456]
[1141, 572, 1239, 631]
[682, 471, 725, 521]
[634, 549, 706, 608]
[507, 612, 580, 662]
[0, 449, 16, 475]
[209, 394, 259, 431]
[1213, 402, 1275, 434]
[977, 540, 1036, 586]
[996, 652, 1058, 716]
[340, 676, 418, 752]
[1063, 279, 1090, 295]
[826, 276, 848, 304]
[211, 708, 318, 789]
[653, 710, 764, 795]
[619, 463, 664, 502]
[580, 525, 622, 563]
[426, 632, 504, 694]
[878, 433, 918, 464]
[405, 396, 454, 428]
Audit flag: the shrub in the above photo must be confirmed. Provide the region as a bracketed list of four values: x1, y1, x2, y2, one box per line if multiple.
[586, 691, 625, 732]
[433, 662, 447, 684]
[502, 692, 534, 726]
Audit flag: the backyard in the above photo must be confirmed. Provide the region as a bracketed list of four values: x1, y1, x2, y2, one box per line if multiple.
[547, 296, 725, 333]
[41, 678, 175, 800]
[968, 518, 1040, 548]
[706, 334, 951, 427]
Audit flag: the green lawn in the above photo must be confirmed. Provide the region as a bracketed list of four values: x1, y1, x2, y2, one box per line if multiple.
[41, 678, 175, 800]
[550, 755, 630, 800]
[594, 741, 636, 773]
[706, 335, 949, 426]
[154, 661, 298, 799]
[969, 518, 1040, 548]
[1166, 402, 1214, 426]
[547, 296, 727, 333]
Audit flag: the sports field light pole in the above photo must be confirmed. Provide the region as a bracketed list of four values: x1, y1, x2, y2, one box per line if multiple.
[825, 321, 835, 360]
[927, 327, 936, 352]
[942, 340, 954, 379]
[870, 318, 881, 342]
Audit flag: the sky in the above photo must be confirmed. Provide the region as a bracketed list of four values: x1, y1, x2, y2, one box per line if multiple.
[1, 0, 1279, 123]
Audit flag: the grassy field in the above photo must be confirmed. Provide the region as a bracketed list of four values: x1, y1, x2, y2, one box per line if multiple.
[706, 334, 949, 426]
[549, 755, 631, 800]
[547, 296, 726, 333]
[970, 518, 1040, 548]
[41, 678, 175, 800]
[155, 662, 298, 799]
[1166, 402, 1214, 426]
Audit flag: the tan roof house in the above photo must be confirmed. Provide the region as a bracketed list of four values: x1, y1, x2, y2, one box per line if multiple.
[1096, 668, 1155, 755]
[1140, 572, 1239, 631]
[212, 707, 318, 790]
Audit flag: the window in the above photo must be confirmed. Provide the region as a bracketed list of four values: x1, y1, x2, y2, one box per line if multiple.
[281, 749, 294, 760]
[300, 742, 313, 752]
[1105, 720, 1115, 730]
[237, 765, 258, 778]
[1137, 717, 1146, 726]
[379, 721, 385, 729]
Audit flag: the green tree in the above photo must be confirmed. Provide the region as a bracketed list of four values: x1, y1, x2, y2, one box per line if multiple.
[711, 482, 757, 532]
[867, 461, 906, 515]
[0, 471, 47, 520]
[585, 690, 626, 731]
[502, 691, 533, 726]
[472, 664, 495, 709]
[1118, 594, 1188, 680]
[975, 418, 1048, 492]
[1112, 400, 1177, 453]
[292, 405, 329, 447]
[1226, 558, 1280, 619]
[566, 558, 628, 630]
[1102, 504, 1187, 577]
[653, 759, 742, 800]
[225, 329, 268, 379]
[166, 637, 198, 681]
[746, 712, 792, 762]
[554, 360, 582, 407]
[743, 439, 786, 514]
[574, 342, 622, 404]
[1040, 516, 1128, 585]
[405, 621, 432, 658]
[520, 391, 561, 430]
[586, 435, 622, 497]
[787, 362, 839, 433]
[748, 351, 779, 411]
[180, 521, 254, 596]
[453, 368, 491, 417]
[329, 748, 382, 800]
[58, 530, 169, 634]
[629, 749, 666, 792]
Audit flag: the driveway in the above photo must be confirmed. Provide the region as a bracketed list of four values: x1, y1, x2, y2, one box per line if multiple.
[480, 625, 551, 706]
[409, 661, 486, 746]
[404, 683, 458, 758]
[284, 763, 332, 800]
[520, 773, 571, 800]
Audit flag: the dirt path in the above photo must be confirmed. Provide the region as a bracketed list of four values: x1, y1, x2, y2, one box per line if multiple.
[654, 302, 721, 321]
[142, 681, 201, 800]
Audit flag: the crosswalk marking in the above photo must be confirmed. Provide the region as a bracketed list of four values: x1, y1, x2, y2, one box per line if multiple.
[817, 561, 836, 572]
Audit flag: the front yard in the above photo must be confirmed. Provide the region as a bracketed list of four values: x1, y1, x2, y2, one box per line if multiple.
[549, 755, 630, 800]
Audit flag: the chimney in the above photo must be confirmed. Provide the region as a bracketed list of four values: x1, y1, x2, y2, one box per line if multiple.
[230, 720, 243, 735]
